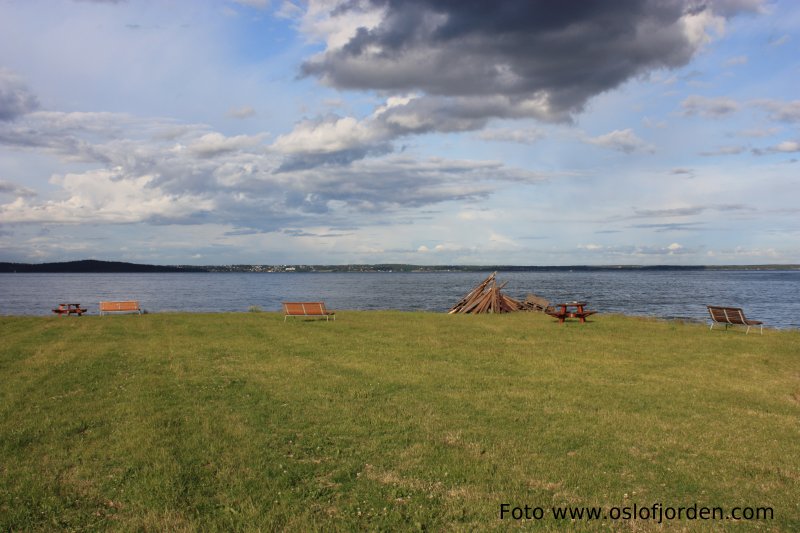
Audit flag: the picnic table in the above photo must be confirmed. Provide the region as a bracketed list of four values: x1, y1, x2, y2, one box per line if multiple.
[52, 303, 86, 316]
[546, 301, 596, 324]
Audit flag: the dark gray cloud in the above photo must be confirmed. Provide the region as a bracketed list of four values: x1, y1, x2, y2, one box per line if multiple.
[631, 222, 705, 231]
[670, 168, 694, 177]
[277, 0, 761, 168]
[632, 204, 749, 218]
[303, 0, 760, 121]
[282, 229, 351, 238]
[0, 70, 39, 121]
[276, 145, 392, 172]
[0, 180, 37, 197]
[635, 206, 706, 217]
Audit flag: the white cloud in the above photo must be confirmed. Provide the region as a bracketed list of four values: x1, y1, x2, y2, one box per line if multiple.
[271, 115, 386, 154]
[754, 99, 800, 122]
[769, 34, 790, 46]
[768, 140, 800, 153]
[488, 231, 519, 248]
[275, 1, 303, 19]
[737, 127, 779, 138]
[227, 105, 256, 119]
[300, 0, 386, 50]
[0, 170, 214, 224]
[458, 209, 497, 222]
[587, 129, 654, 154]
[229, 0, 270, 10]
[681, 95, 740, 117]
[477, 128, 545, 144]
[699, 145, 746, 156]
[187, 132, 266, 158]
[724, 55, 748, 66]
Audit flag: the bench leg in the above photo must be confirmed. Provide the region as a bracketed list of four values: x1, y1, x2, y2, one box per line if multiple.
[745, 325, 763, 335]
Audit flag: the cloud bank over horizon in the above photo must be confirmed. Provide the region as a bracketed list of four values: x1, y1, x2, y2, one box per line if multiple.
[0, 0, 797, 265]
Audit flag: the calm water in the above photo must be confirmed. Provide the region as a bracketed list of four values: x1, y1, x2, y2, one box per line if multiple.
[0, 270, 798, 328]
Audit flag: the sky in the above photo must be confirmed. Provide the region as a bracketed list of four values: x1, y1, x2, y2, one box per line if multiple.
[0, 0, 798, 266]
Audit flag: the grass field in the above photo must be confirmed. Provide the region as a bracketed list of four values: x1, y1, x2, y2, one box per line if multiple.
[1, 311, 798, 531]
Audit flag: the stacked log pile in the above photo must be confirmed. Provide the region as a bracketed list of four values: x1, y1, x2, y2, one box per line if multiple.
[448, 272, 525, 314]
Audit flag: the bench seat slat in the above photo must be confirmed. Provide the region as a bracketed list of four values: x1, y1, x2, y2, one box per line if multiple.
[99, 300, 142, 315]
[283, 302, 335, 321]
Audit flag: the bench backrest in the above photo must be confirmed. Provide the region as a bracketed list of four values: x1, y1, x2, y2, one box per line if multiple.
[100, 301, 140, 312]
[283, 302, 327, 315]
[707, 306, 746, 325]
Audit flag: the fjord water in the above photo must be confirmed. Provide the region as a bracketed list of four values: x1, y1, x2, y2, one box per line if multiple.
[0, 270, 798, 328]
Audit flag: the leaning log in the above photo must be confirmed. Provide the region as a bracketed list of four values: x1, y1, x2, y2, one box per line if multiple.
[449, 272, 527, 314]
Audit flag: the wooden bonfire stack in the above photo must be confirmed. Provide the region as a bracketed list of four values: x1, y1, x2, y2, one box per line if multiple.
[448, 272, 525, 314]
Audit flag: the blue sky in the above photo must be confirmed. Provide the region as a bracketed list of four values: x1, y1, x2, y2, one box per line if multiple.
[0, 0, 798, 265]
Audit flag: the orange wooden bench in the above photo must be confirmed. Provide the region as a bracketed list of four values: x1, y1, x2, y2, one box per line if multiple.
[282, 302, 335, 321]
[99, 300, 142, 316]
[707, 305, 762, 335]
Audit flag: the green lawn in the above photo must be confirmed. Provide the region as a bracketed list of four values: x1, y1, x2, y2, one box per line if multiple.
[1, 312, 798, 531]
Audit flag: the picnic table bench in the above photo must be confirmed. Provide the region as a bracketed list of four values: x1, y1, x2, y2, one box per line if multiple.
[546, 301, 597, 324]
[99, 300, 142, 316]
[283, 302, 335, 321]
[707, 305, 763, 335]
[52, 303, 86, 316]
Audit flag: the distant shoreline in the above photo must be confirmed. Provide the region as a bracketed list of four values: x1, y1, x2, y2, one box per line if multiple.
[1, 259, 798, 274]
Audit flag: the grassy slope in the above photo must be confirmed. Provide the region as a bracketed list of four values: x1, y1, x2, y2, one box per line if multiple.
[1, 312, 798, 531]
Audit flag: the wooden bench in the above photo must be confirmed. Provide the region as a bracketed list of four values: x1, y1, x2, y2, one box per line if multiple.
[707, 305, 762, 335]
[99, 300, 142, 316]
[282, 302, 335, 321]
